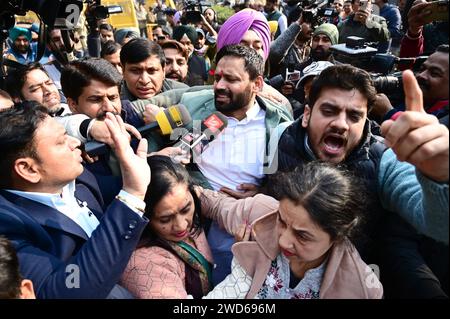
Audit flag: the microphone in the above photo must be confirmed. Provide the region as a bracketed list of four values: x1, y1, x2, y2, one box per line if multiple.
[84, 104, 192, 157]
[174, 111, 228, 159]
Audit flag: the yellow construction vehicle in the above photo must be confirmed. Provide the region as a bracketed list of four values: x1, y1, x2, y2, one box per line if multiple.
[145, 0, 177, 10]
[101, 0, 177, 31]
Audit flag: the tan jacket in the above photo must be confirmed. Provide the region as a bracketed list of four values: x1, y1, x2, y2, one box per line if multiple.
[200, 190, 383, 299]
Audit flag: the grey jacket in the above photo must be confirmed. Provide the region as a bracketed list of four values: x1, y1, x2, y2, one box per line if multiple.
[338, 13, 390, 44]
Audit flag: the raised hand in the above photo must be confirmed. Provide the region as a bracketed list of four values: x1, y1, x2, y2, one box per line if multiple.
[407, 0, 430, 36]
[381, 70, 449, 182]
[257, 87, 283, 104]
[142, 103, 162, 125]
[148, 146, 191, 165]
[355, 9, 370, 24]
[104, 113, 151, 200]
[90, 119, 141, 145]
[281, 82, 295, 96]
[369, 93, 393, 123]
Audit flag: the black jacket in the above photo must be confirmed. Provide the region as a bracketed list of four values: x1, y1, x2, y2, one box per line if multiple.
[276, 117, 387, 261]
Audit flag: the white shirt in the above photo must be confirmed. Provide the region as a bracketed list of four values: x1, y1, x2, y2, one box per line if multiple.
[197, 101, 267, 191]
[277, 15, 288, 35]
[6, 184, 145, 238]
[7, 181, 100, 237]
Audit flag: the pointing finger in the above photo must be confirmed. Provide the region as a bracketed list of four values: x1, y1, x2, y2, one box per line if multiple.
[403, 70, 424, 113]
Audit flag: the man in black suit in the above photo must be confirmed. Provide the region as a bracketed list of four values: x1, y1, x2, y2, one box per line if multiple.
[0, 102, 150, 298]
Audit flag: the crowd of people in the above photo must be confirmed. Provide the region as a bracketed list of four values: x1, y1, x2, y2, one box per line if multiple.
[0, 0, 448, 299]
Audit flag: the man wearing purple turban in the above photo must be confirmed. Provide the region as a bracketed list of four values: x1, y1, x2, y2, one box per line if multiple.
[217, 9, 271, 61]
[215, 9, 291, 115]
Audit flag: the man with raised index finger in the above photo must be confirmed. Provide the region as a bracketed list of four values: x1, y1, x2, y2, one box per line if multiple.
[274, 64, 448, 263]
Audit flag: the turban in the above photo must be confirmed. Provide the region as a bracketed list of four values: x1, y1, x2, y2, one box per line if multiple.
[217, 9, 271, 61]
[172, 25, 198, 44]
[114, 28, 139, 45]
[9, 26, 32, 43]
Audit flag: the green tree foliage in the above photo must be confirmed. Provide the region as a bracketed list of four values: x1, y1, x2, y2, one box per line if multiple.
[212, 5, 235, 25]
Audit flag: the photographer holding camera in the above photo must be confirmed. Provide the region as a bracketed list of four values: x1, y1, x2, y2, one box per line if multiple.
[269, 3, 339, 114]
[42, 1, 116, 89]
[399, 0, 449, 58]
[371, 44, 449, 126]
[274, 23, 338, 117]
[338, 0, 390, 52]
[269, 6, 314, 78]
[181, 0, 218, 46]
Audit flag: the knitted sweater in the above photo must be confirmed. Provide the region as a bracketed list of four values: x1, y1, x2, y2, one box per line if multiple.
[120, 231, 213, 299]
[377, 148, 449, 245]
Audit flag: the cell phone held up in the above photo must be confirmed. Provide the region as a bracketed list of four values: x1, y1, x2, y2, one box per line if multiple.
[423, 0, 449, 23]
[359, 0, 369, 12]
[285, 69, 301, 88]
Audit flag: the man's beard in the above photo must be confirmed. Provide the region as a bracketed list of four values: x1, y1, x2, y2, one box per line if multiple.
[166, 71, 184, 82]
[15, 44, 29, 54]
[214, 87, 253, 115]
[311, 47, 331, 61]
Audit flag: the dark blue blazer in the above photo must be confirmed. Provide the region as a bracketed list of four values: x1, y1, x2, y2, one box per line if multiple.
[0, 169, 148, 299]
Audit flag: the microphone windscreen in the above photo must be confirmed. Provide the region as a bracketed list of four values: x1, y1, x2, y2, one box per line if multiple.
[174, 104, 192, 125]
[156, 104, 192, 135]
[201, 111, 228, 135]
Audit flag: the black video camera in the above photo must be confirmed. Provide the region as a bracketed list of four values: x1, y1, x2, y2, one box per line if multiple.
[371, 56, 427, 106]
[301, 0, 339, 27]
[0, 1, 122, 32]
[329, 36, 379, 70]
[85, 0, 123, 20]
[0, 0, 84, 31]
[371, 72, 404, 106]
[330, 37, 428, 105]
[183, 0, 211, 24]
